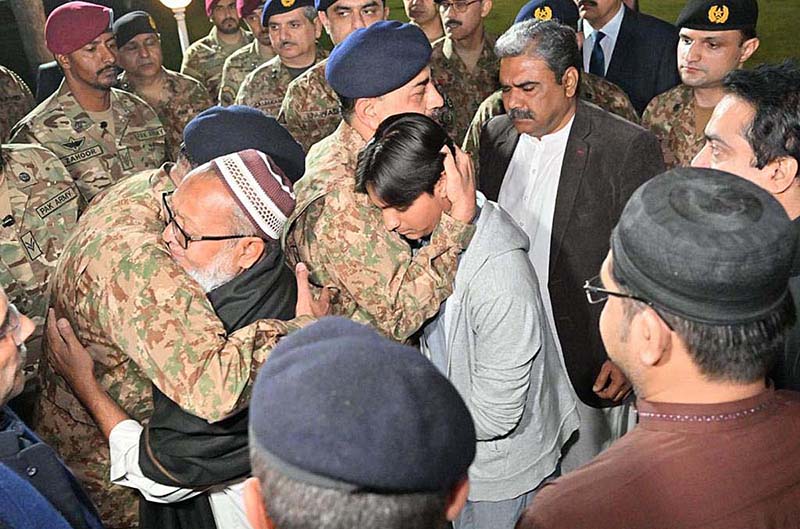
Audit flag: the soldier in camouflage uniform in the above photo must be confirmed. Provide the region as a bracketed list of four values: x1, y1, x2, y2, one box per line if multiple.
[114, 11, 213, 162]
[11, 5, 166, 203]
[0, 144, 80, 412]
[429, 0, 499, 145]
[0, 66, 34, 143]
[236, 0, 325, 117]
[181, 0, 254, 100]
[642, 0, 759, 168]
[284, 22, 476, 342]
[36, 107, 312, 528]
[463, 72, 638, 165]
[278, 0, 388, 151]
[404, 0, 444, 42]
[218, 0, 276, 106]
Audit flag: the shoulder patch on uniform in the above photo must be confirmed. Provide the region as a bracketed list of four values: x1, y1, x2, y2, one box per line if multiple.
[133, 127, 166, 141]
[19, 231, 43, 261]
[60, 145, 103, 166]
[35, 187, 78, 219]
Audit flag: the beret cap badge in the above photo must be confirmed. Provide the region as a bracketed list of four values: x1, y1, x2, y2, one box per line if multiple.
[708, 4, 730, 23]
[534, 6, 553, 20]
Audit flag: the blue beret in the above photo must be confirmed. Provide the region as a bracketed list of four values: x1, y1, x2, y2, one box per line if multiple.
[515, 0, 579, 28]
[249, 317, 476, 492]
[262, 0, 314, 24]
[183, 105, 305, 182]
[326, 21, 431, 99]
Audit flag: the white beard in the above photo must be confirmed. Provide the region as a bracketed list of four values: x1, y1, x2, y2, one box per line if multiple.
[186, 249, 238, 293]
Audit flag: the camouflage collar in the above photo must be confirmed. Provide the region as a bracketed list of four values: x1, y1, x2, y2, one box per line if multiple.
[55, 79, 134, 135]
[209, 26, 251, 52]
[276, 47, 330, 73]
[441, 32, 496, 67]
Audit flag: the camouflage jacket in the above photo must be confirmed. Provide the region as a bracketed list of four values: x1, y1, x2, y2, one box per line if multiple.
[277, 57, 341, 151]
[463, 72, 639, 168]
[283, 121, 474, 342]
[0, 66, 34, 143]
[181, 27, 253, 101]
[0, 144, 79, 370]
[35, 165, 311, 528]
[118, 68, 212, 162]
[642, 83, 705, 169]
[430, 34, 500, 146]
[236, 48, 329, 118]
[10, 80, 166, 203]
[218, 40, 276, 107]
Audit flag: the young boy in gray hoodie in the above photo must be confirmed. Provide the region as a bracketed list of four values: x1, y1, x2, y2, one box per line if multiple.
[356, 113, 579, 529]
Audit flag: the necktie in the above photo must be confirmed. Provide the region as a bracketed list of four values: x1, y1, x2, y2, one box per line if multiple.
[589, 31, 606, 76]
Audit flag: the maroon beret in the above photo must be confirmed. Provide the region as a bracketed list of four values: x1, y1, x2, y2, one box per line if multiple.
[45, 2, 113, 55]
[206, 0, 219, 16]
[237, 0, 263, 17]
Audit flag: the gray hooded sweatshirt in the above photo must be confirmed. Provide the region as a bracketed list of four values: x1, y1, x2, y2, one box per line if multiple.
[422, 199, 579, 502]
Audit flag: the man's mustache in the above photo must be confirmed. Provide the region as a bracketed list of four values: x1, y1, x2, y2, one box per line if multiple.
[279, 41, 297, 48]
[96, 65, 116, 76]
[509, 108, 534, 120]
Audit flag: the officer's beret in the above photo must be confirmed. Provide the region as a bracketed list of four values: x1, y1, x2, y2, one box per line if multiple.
[515, 0, 579, 28]
[183, 105, 306, 182]
[676, 0, 758, 31]
[262, 0, 314, 24]
[45, 1, 113, 55]
[249, 317, 476, 492]
[113, 11, 158, 48]
[314, 0, 336, 11]
[611, 167, 794, 324]
[326, 21, 431, 99]
[206, 0, 220, 16]
[236, 0, 261, 17]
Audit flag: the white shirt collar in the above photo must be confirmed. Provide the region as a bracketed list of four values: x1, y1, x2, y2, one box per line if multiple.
[583, 2, 625, 41]
[520, 113, 576, 148]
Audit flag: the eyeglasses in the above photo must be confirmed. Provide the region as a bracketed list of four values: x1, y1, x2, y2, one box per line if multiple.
[162, 191, 252, 250]
[0, 303, 22, 344]
[437, 0, 481, 13]
[582, 275, 652, 306]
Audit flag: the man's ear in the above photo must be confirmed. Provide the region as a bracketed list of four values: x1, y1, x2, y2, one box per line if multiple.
[235, 237, 267, 270]
[354, 97, 381, 131]
[562, 66, 580, 99]
[480, 0, 493, 18]
[318, 11, 332, 38]
[637, 307, 671, 368]
[55, 53, 70, 72]
[738, 37, 760, 65]
[314, 17, 323, 40]
[445, 476, 470, 521]
[768, 156, 800, 195]
[244, 477, 275, 529]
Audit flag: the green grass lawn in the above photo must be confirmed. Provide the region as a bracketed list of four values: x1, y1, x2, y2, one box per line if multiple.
[385, 0, 799, 64]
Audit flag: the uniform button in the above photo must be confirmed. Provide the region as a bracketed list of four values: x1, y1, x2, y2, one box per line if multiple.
[26, 466, 37, 477]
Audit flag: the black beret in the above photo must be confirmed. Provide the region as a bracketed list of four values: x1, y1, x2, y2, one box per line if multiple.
[249, 317, 476, 492]
[262, 0, 314, 25]
[515, 0, 579, 28]
[676, 0, 758, 30]
[113, 11, 158, 48]
[611, 167, 794, 324]
[183, 105, 305, 182]
[326, 21, 431, 99]
[315, 0, 337, 11]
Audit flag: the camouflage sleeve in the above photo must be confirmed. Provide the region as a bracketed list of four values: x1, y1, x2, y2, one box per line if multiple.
[641, 100, 674, 169]
[462, 92, 504, 174]
[100, 245, 314, 421]
[234, 70, 256, 107]
[218, 59, 236, 107]
[302, 192, 474, 342]
[180, 49, 205, 86]
[277, 80, 312, 149]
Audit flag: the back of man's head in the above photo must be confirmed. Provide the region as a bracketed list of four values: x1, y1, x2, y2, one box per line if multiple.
[245, 317, 476, 529]
[723, 61, 800, 177]
[609, 167, 796, 386]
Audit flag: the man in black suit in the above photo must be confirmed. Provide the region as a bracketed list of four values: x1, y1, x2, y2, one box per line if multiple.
[479, 19, 665, 469]
[578, 0, 679, 114]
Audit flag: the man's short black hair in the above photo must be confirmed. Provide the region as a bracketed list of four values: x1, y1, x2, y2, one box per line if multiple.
[723, 61, 800, 176]
[355, 113, 454, 208]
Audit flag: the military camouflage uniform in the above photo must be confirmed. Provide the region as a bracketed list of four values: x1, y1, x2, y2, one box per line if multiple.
[0, 144, 80, 377]
[642, 83, 706, 169]
[236, 48, 329, 118]
[35, 166, 311, 528]
[0, 66, 34, 143]
[218, 40, 276, 106]
[277, 58, 341, 151]
[181, 27, 253, 101]
[118, 68, 213, 162]
[10, 80, 166, 203]
[283, 121, 474, 342]
[430, 34, 500, 146]
[463, 72, 639, 168]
